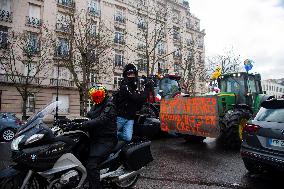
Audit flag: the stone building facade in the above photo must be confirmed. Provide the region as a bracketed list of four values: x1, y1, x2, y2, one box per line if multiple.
[0, 0, 205, 118]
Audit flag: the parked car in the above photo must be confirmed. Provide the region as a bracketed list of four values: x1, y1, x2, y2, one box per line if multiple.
[241, 98, 284, 173]
[0, 113, 22, 142]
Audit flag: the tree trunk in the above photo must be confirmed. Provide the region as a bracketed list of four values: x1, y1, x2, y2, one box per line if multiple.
[22, 97, 27, 121]
[79, 88, 85, 116]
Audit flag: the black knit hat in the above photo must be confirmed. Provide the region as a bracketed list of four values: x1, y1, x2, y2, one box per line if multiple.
[123, 63, 138, 78]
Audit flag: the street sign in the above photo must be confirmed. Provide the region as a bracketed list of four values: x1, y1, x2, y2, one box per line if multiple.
[160, 96, 219, 138]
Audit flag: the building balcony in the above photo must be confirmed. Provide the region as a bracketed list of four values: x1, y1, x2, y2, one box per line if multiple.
[50, 78, 75, 88]
[0, 74, 40, 85]
[137, 23, 147, 30]
[54, 50, 70, 59]
[114, 15, 126, 24]
[88, 7, 100, 17]
[56, 23, 71, 33]
[26, 16, 42, 28]
[114, 38, 125, 45]
[0, 10, 12, 22]
[24, 43, 41, 56]
[57, 0, 75, 9]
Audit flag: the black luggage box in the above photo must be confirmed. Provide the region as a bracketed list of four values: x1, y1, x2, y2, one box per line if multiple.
[122, 141, 153, 170]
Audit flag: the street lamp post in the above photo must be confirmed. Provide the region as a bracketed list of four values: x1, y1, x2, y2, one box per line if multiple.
[55, 61, 59, 121]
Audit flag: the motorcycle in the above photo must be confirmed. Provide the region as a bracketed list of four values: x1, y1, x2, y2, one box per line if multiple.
[0, 101, 153, 189]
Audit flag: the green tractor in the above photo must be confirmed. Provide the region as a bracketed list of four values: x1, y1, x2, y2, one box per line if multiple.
[211, 72, 274, 149]
[160, 72, 274, 149]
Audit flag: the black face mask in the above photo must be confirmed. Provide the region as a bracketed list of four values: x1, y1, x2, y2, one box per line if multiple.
[126, 77, 137, 89]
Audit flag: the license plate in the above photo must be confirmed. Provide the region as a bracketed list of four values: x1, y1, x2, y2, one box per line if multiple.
[269, 139, 284, 147]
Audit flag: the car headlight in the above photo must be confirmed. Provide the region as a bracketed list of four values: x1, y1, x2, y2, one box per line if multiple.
[11, 135, 25, 150]
[25, 134, 45, 145]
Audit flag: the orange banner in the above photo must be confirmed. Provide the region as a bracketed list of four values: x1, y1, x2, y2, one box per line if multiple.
[160, 96, 219, 138]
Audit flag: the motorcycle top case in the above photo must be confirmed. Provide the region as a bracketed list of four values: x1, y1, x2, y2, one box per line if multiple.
[121, 140, 153, 170]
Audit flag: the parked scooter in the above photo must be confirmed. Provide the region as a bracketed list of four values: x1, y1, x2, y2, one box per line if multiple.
[0, 101, 153, 189]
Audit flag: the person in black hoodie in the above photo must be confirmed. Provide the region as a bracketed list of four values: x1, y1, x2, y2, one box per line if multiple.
[80, 84, 117, 189]
[116, 63, 152, 142]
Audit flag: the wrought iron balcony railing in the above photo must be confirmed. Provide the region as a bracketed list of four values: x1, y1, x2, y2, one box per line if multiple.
[114, 15, 125, 23]
[55, 49, 70, 59]
[0, 10, 12, 22]
[26, 16, 42, 28]
[0, 74, 40, 85]
[50, 78, 75, 87]
[57, 0, 75, 8]
[56, 22, 71, 33]
[88, 7, 100, 17]
[114, 37, 125, 45]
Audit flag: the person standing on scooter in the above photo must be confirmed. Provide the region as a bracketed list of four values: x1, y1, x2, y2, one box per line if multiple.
[79, 84, 117, 189]
[116, 63, 152, 142]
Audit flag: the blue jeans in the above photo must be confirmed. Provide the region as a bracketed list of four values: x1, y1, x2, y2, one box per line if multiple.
[117, 117, 134, 142]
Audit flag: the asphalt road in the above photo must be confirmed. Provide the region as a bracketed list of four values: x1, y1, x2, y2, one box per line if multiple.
[134, 137, 282, 189]
[0, 138, 282, 189]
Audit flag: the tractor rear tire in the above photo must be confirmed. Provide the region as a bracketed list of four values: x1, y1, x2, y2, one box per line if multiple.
[220, 108, 252, 150]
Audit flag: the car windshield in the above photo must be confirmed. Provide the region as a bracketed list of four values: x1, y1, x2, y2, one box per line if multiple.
[220, 76, 245, 94]
[255, 107, 284, 123]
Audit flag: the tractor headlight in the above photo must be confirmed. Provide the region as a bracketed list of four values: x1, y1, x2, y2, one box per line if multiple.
[11, 135, 25, 151]
[25, 134, 45, 145]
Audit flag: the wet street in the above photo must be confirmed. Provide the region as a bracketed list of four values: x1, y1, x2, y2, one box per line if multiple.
[0, 137, 282, 189]
[134, 137, 282, 189]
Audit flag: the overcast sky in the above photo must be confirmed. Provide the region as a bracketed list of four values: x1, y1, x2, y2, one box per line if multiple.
[190, 0, 284, 80]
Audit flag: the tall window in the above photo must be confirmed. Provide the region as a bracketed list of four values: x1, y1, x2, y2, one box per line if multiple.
[114, 30, 124, 44]
[58, 0, 74, 7]
[114, 74, 123, 89]
[54, 66, 70, 80]
[137, 56, 147, 72]
[88, 22, 96, 36]
[157, 42, 165, 54]
[0, 26, 8, 49]
[89, 71, 97, 83]
[27, 4, 41, 27]
[0, 0, 11, 11]
[137, 17, 146, 29]
[26, 94, 35, 113]
[88, 1, 100, 16]
[24, 63, 37, 77]
[26, 32, 40, 55]
[158, 60, 166, 73]
[56, 12, 71, 32]
[0, 0, 11, 22]
[56, 38, 69, 57]
[173, 46, 181, 59]
[172, 26, 180, 40]
[114, 8, 125, 23]
[114, 50, 124, 67]
[172, 10, 180, 23]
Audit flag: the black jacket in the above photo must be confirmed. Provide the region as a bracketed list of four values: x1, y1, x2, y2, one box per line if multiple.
[84, 98, 117, 142]
[116, 80, 150, 120]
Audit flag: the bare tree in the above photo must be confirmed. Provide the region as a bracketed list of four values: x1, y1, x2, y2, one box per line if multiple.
[177, 34, 206, 95]
[207, 47, 242, 75]
[126, 1, 175, 76]
[0, 30, 54, 120]
[61, 11, 114, 116]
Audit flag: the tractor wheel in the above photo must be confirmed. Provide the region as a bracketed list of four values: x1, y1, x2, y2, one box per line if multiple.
[220, 108, 252, 150]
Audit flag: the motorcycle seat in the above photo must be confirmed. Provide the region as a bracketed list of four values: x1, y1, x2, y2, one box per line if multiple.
[110, 140, 126, 153]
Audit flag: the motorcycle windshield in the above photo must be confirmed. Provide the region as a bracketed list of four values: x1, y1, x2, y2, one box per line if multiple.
[18, 101, 62, 133]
